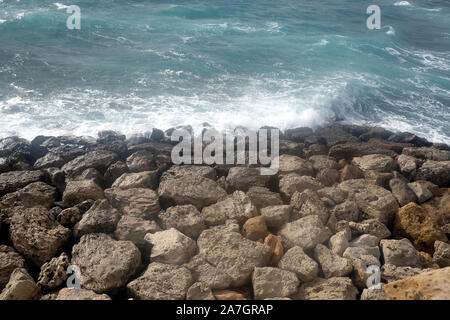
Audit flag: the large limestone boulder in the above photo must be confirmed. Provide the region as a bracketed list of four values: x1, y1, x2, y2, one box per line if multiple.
[383, 267, 450, 300]
[393, 202, 447, 253]
[278, 246, 319, 282]
[144, 228, 197, 265]
[0, 268, 39, 300]
[389, 178, 418, 207]
[0, 245, 25, 290]
[71, 233, 141, 293]
[252, 267, 299, 300]
[279, 173, 323, 200]
[380, 239, 427, 268]
[339, 179, 399, 224]
[9, 206, 71, 266]
[105, 187, 160, 219]
[127, 263, 193, 300]
[161, 165, 217, 182]
[328, 142, 396, 161]
[111, 171, 158, 190]
[62, 179, 104, 207]
[158, 205, 206, 239]
[0, 170, 44, 196]
[314, 244, 352, 278]
[61, 150, 118, 177]
[197, 227, 272, 286]
[184, 254, 233, 290]
[278, 215, 331, 250]
[294, 277, 358, 300]
[278, 154, 314, 176]
[201, 191, 257, 226]
[226, 167, 272, 192]
[114, 215, 161, 252]
[415, 160, 450, 187]
[159, 174, 227, 210]
[246, 187, 283, 210]
[74, 199, 121, 237]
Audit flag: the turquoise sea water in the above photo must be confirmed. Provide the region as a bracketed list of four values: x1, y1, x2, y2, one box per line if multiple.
[0, 0, 449, 143]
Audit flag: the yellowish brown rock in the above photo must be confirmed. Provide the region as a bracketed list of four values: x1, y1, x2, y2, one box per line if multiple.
[264, 234, 284, 265]
[243, 216, 269, 241]
[213, 289, 248, 300]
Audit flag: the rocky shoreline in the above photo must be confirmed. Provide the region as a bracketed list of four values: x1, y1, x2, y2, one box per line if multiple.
[0, 123, 449, 300]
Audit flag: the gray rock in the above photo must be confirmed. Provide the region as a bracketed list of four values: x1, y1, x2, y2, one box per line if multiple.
[226, 167, 272, 192]
[328, 142, 396, 161]
[9, 206, 71, 267]
[252, 267, 299, 300]
[186, 282, 215, 300]
[278, 246, 319, 282]
[349, 234, 380, 248]
[314, 244, 353, 278]
[278, 215, 331, 250]
[433, 240, 450, 267]
[329, 230, 350, 256]
[349, 219, 391, 240]
[159, 174, 227, 210]
[37, 253, 70, 291]
[380, 238, 427, 268]
[0, 268, 40, 300]
[260, 205, 291, 228]
[381, 264, 428, 283]
[62, 150, 118, 177]
[158, 205, 206, 239]
[403, 147, 450, 161]
[71, 233, 141, 293]
[343, 246, 380, 261]
[415, 160, 450, 187]
[127, 262, 193, 300]
[246, 187, 283, 210]
[339, 179, 399, 225]
[145, 228, 197, 265]
[114, 215, 161, 251]
[0, 245, 25, 290]
[290, 190, 329, 224]
[316, 126, 359, 147]
[397, 154, 417, 176]
[352, 154, 396, 174]
[0, 170, 44, 196]
[105, 187, 160, 219]
[389, 178, 418, 206]
[309, 155, 338, 171]
[56, 288, 111, 300]
[331, 200, 360, 222]
[317, 186, 348, 206]
[62, 179, 104, 207]
[112, 171, 158, 190]
[74, 199, 121, 237]
[279, 174, 323, 200]
[278, 154, 314, 176]
[407, 181, 434, 203]
[184, 254, 233, 289]
[201, 191, 257, 226]
[294, 277, 358, 300]
[197, 227, 272, 286]
[161, 165, 217, 182]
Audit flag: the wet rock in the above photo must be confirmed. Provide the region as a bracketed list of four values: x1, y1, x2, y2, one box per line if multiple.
[380, 239, 427, 268]
[62, 150, 118, 177]
[126, 151, 158, 172]
[0, 170, 44, 196]
[328, 142, 396, 161]
[9, 206, 70, 266]
[62, 179, 104, 207]
[243, 216, 269, 241]
[278, 215, 331, 250]
[294, 277, 358, 300]
[0, 245, 25, 290]
[388, 132, 432, 147]
[127, 262, 193, 300]
[349, 219, 391, 240]
[389, 178, 417, 206]
[403, 147, 450, 161]
[37, 253, 70, 291]
[73, 199, 121, 237]
[279, 174, 323, 200]
[111, 171, 158, 190]
[315, 126, 359, 147]
[105, 187, 160, 219]
[415, 160, 450, 187]
[159, 174, 227, 210]
[246, 187, 283, 210]
[71, 233, 141, 293]
[201, 191, 257, 226]
[56, 288, 111, 300]
[383, 267, 450, 300]
[158, 205, 206, 239]
[260, 205, 290, 228]
[367, 138, 409, 154]
[279, 140, 305, 156]
[197, 228, 272, 286]
[0, 268, 39, 300]
[278, 246, 318, 282]
[144, 228, 197, 265]
[284, 127, 314, 142]
[393, 202, 447, 253]
[433, 241, 450, 267]
[264, 234, 284, 265]
[252, 267, 299, 300]
[278, 154, 314, 176]
[226, 167, 272, 192]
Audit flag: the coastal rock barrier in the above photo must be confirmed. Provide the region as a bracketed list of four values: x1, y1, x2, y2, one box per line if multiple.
[0, 123, 449, 300]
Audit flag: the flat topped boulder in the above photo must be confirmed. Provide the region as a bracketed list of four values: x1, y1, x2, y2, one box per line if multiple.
[278, 154, 314, 176]
[71, 233, 141, 293]
[294, 277, 358, 300]
[9, 206, 71, 267]
[278, 215, 331, 250]
[338, 179, 399, 224]
[352, 154, 396, 173]
[61, 150, 118, 177]
[0, 170, 44, 196]
[105, 187, 160, 219]
[127, 262, 193, 300]
[197, 228, 272, 287]
[252, 267, 299, 300]
[226, 167, 272, 192]
[159, 174, 227, 210]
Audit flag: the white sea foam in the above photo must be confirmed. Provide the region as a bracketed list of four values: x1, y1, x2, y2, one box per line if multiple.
[394, 1, 412, 6]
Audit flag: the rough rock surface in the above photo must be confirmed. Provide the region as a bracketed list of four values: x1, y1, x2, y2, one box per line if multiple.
[37, 253, 70, 291]
[105, 187, 160, 219]
[114, 215, 161, 251]
[226, 167, 272, 191]
[294, 277, 358, 300]
[380, 239, 427, 268]
[278, 215, 331, 250]
[56, 288, 111, 300]
[0, 245, 25, 290]
[71, 233, 141, 293]
[62, 179, 104, 207]
[0, 268, 39, 300]
[158, 204, 206, 239]
[314, 244, 353, 278]
[0, 170, 45, 197]
[252, 267, 299, 300]
[433, 241, 450, 267]
[74, 199, 121, 237]
[278, 246, 319, 282]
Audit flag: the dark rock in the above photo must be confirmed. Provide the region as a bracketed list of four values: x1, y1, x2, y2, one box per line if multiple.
[0, 170, 45, 196]
[328, 142, 396, 161]
[61, 150, 118, 177]
[283, 127, 314, 143]
[388, 132, 432, 147]
[415, 161, 450, 187]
